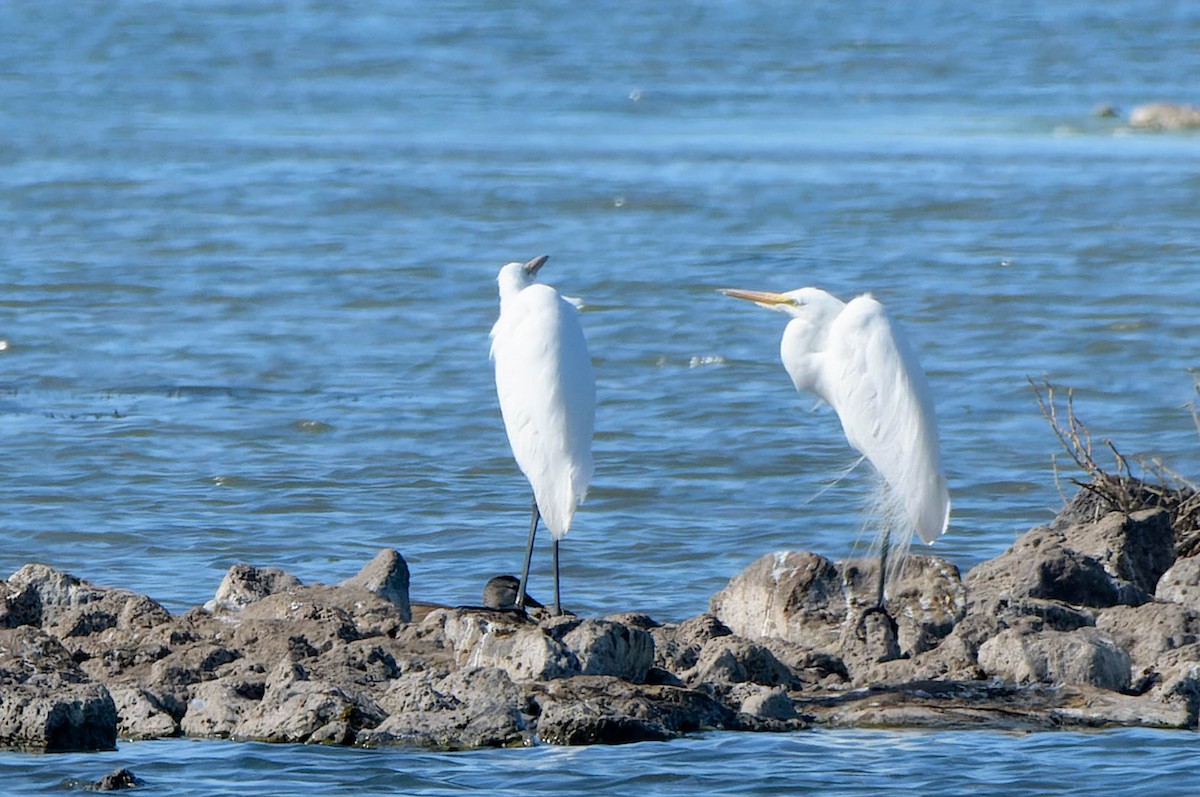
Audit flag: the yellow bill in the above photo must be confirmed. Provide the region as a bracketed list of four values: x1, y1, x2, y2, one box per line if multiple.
[719, 288, 797, 307]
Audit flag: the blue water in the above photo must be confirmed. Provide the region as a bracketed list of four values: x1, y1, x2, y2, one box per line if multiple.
[3, 0, 1200, 792]
[6, 729, 1199, 797]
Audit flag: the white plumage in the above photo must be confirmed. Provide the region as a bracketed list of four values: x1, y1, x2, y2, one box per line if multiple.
[490, 256, 594, 612]
[722, 286, 950, 598]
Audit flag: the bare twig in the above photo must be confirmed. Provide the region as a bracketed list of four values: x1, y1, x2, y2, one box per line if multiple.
[1031, 377, 1200, 556]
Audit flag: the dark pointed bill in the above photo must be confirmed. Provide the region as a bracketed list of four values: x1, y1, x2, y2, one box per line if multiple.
[522, 255, 549, 276]
[719, 288, 797, 307]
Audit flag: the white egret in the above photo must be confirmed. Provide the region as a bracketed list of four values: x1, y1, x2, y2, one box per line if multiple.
[490, 255, 595, 615]
[721, 286, 950, 610]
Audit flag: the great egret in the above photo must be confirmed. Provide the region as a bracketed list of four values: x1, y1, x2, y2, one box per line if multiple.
[490, 255, 595, 616]
[721, 286, 950, 609]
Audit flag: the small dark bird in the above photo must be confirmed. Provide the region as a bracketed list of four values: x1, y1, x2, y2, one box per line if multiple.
[482, 575, 544, 611]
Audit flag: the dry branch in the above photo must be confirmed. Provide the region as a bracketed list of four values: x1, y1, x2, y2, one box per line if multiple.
[1031, 378, 1200, 557]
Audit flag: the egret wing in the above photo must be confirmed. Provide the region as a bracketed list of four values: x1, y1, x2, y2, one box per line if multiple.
[824, 296, 949, 544]
[490, 284, 595, 538]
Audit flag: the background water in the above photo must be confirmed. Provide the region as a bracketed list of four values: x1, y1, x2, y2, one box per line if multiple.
[2, 0, 1199, 792]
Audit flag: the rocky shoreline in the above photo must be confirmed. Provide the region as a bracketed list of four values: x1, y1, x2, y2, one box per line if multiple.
[3, 486, 1199, 753]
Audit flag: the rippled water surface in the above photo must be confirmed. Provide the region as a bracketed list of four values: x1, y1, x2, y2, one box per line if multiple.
[3, 1, 1200, 792]
[8, 729, 1200, 797]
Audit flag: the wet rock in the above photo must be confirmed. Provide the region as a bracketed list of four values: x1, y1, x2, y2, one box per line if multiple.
[529, 676, 737, 745]
[794, 679, 1192, 730]
[363, 666, 529, 749]
[2, 503, 1196, 752]
[92, 767, 144, 791]
[338, 548, 411, 621]
[736, 685, 798, 721]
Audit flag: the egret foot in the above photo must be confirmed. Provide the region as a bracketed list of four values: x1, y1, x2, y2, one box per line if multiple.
[856, 604, 901, 663]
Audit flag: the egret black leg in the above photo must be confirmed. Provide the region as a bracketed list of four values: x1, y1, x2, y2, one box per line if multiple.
[857, 525, 899, 660]
[875, 526, 890, 609]
[551, 537, 562, 616]
[516, 498, 539, 610]
[860, 525, 893, 621]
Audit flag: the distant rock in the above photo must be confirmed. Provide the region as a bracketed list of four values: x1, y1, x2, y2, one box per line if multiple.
[1128, 102, 1200, 130]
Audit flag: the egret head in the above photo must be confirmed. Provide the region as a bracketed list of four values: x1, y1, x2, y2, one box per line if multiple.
[721, 286, 848, 394]
[497, 255, 549, 304]
[719, 286, 844, 323]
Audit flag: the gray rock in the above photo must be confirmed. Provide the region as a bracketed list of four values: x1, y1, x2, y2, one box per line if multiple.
[435, 608, 578, 681]
[0, 681, 118, 752]
[709, 551, 845, 650]
[108, 685, 180, 739]
[0, 626, 118, 752]
[0, 579, 40, 628]
[179, 679, 260, 739]
[651, 613, 732, 676]
[977, 627, 1131, 691]
[234, 659, 381, 744]
[1155, 555, 1200, 609]
[1095, 603, 1200, 671]
[555, 618, 655, 683]
[338, 549, 411, 621]
[205, 564, 302, 613]
[363, 666, 528, 749]
[710, 551, 965, 660]
[736, 685, 798, 720]
[6, 563, 109, 626]
[1068, 509, 1174, 595]
[5, 564, 173, 640]
[967, 528, 1123, 608]
[972, 508, 1176, 611]
[684, 637, 795, 688]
